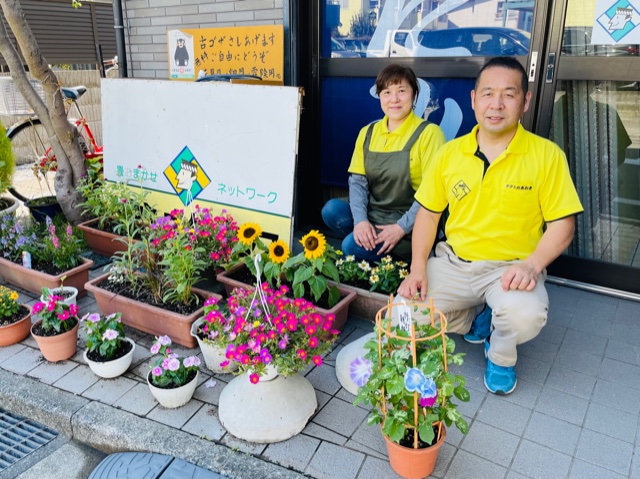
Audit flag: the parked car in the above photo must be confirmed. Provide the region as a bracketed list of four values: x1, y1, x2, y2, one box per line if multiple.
[330, 38, 362, 58]
[562, 26, 638, 56]
[417, 27, 530, 56]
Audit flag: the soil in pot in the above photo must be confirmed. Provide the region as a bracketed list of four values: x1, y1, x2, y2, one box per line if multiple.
[46, 289, 75, 301]
[0, 198, 13, 210]
[85, 339, 133, 362]
[226, 266, 343, 310]
[0, 304, 30, 327]
[32, 318, 79, 337]
[99, 279, 207, 316]
[398, 425, 440, 449]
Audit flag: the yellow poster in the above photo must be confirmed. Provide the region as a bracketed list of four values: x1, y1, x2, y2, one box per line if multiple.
[168, 25, 284, 82]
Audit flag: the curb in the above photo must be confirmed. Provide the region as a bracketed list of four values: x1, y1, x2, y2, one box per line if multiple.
[0, 369, 307, 479]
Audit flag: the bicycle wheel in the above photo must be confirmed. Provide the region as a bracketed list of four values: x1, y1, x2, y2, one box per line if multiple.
[7, 118, 90, 201]
[7, 118, 57, 203]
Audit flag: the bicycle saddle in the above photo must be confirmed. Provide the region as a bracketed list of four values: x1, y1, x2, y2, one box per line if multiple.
[61, 86, 87, 101]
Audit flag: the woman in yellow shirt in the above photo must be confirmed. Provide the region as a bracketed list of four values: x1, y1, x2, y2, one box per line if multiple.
[321, 64, 445, 262]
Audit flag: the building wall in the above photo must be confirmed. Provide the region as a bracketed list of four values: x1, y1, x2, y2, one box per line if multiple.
[123, 0, 285, 79]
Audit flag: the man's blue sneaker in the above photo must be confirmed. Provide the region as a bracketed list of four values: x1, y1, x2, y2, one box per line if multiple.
[483, 339, 517, 395]
[463, 305, 492, 344]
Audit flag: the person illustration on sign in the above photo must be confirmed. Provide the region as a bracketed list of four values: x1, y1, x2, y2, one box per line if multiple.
[176, 160, 197, 191]
[175, 38, 189, 66]
[608, 7, 633, 31]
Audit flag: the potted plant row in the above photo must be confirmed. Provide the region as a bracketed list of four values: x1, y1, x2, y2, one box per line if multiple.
[352, 300, 470, 479]
[0, 214, 93, 297]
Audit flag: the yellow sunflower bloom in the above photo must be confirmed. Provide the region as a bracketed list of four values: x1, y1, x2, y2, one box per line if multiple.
[238, 222, 262, 245]
[300, 230, 326, 260]
[268, 239, 290, 264]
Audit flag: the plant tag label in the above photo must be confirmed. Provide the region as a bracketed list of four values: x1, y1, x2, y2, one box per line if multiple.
[397, 304, 412, 332]
[22, 251, 31, 269]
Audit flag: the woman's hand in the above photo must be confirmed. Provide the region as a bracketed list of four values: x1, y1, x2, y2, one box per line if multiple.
[353, 220, 378, 251]
[374, 224, 405, 255]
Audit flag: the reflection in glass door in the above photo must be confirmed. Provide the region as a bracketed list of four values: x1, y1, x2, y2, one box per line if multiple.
[323, 0, 535, 59]
[540, 0, 640, 292]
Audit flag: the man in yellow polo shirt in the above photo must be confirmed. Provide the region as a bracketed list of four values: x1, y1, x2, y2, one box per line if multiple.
[398, 57, 583, 395]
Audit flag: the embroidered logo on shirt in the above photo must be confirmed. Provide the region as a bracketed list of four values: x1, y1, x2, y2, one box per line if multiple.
[505, 184, 533, 191]
[452, 180, 470, 200]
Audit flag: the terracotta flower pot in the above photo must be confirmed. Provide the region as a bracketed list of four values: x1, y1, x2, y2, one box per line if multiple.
[84, 337, 135, 378]
[384, 425, 446, 479]
[0, 256, 93, 298]
[77, 218, 129, 258]
[331, 281, 390, 323]
[0, 305, 31, 347]
[216, 263, 357, 330]
[85, 273, 221, 348]
[147, 370, 199, 408]
[31, 319, 79, 362]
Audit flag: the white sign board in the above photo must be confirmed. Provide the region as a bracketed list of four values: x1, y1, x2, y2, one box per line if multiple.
[101, 79, 302, 219]
[592, 0, 640, 45]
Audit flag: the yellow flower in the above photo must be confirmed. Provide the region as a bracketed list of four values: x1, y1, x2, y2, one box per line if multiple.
[336, 259, 344, 266]
[268, 239, 290, 264]
[253, 320, 261, 328]
[399, 268, 408, 278]
[358, 261, 371, 272]
[370, 274, 380, 284]
[300, 230, 326, 260]
[238, 222, 262, 245]
[381, 255, 392, 264]
[10, 292, 18, 301]
[371, 266, 380, 275]
[346, 255, 355, 262]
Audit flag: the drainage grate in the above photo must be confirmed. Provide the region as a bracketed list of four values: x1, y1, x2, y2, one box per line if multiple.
[0, 408, 58, 472]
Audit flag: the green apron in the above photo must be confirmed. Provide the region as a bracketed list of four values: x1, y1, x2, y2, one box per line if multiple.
[363, 120, 429, 260]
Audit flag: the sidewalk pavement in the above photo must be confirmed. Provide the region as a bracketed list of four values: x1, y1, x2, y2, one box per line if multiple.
[1, 265, 640, 479]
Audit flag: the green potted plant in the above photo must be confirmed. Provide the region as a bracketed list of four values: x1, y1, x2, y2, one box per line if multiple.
[147, 335, 201, 408]
[0, 285, 31, 347]
[82, 311, 135, 378]
[352, 301, 470, 479]
[216, 283, 340, 443]
[84, 206, 222, 347]
[0, 214, 93, 296]
[76, 169, 156, 257]
[217, 225, 357, 330]
[31, 293, 80, 362]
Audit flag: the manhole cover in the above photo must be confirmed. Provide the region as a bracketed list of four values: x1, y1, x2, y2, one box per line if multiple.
[0, 408, 58, 472]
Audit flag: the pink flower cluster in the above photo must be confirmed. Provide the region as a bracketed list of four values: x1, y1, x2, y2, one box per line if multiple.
[203, 284, 340, 383]
[32, 296, 79, 321]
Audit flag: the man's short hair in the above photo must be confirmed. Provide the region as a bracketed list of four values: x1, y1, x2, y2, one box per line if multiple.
[475, 57, 528, 95]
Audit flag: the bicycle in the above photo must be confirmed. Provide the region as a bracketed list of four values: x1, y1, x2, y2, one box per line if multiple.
[3, 80, 103, 204]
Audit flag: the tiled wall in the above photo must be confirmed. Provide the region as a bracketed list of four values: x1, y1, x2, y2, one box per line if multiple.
[124, 0, 285, 78]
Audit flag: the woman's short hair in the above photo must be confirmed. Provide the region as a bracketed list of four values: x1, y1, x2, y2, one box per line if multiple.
[375, 64, 419, 101]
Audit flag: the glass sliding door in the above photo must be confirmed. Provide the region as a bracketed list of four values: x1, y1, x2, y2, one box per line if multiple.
[536, 0, 640, 293]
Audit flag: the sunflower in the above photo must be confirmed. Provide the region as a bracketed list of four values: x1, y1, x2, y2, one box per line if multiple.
[238, 222, 262, 245]
[300, 230, 326, 260]
[268, 239, 290, 264]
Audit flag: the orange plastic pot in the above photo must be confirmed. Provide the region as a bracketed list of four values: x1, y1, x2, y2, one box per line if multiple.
[31, 320, 79, 362]
[384, 425, 446, 479]
[0, 305, 32, 347]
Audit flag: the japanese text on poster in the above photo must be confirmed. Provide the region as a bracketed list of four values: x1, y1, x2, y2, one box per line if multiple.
[168, 25, 283, 81]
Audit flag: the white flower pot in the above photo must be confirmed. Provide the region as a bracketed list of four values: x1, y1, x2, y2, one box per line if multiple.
[251, 363, 278, 382]
[41, 286, 78, 306]
[190, 318, 238, 374]
[147, 370, 199, 409]
[83, 337, 135, 379]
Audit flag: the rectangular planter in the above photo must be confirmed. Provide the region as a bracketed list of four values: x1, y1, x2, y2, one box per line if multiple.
[85, 273, 221, 348]
[333, 282, 391, 323]
[77, 218, 128, 258]
[0, 256, 93, 298]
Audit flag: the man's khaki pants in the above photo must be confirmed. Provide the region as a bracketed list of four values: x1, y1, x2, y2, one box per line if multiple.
[395, 242, 548, 367]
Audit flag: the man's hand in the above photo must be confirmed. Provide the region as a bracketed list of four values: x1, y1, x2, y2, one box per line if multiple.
[397, 268, 428, 301]
[374, 224, 405, 255]
[501, 262, 538, 291]
[353, 221, 378, 251]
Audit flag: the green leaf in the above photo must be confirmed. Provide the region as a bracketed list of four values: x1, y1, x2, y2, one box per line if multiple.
[383, 418, 406, 443]
[322, 260, 340, 282]
[293, 267, 313, 285]
[310, 277, 325, 302]
[453, 385, 470, 402]
[327, 286, 340, 307]
[417, 421, 435, 445]
[293, 282, 304, 299]
[387, 375, 405, 395]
